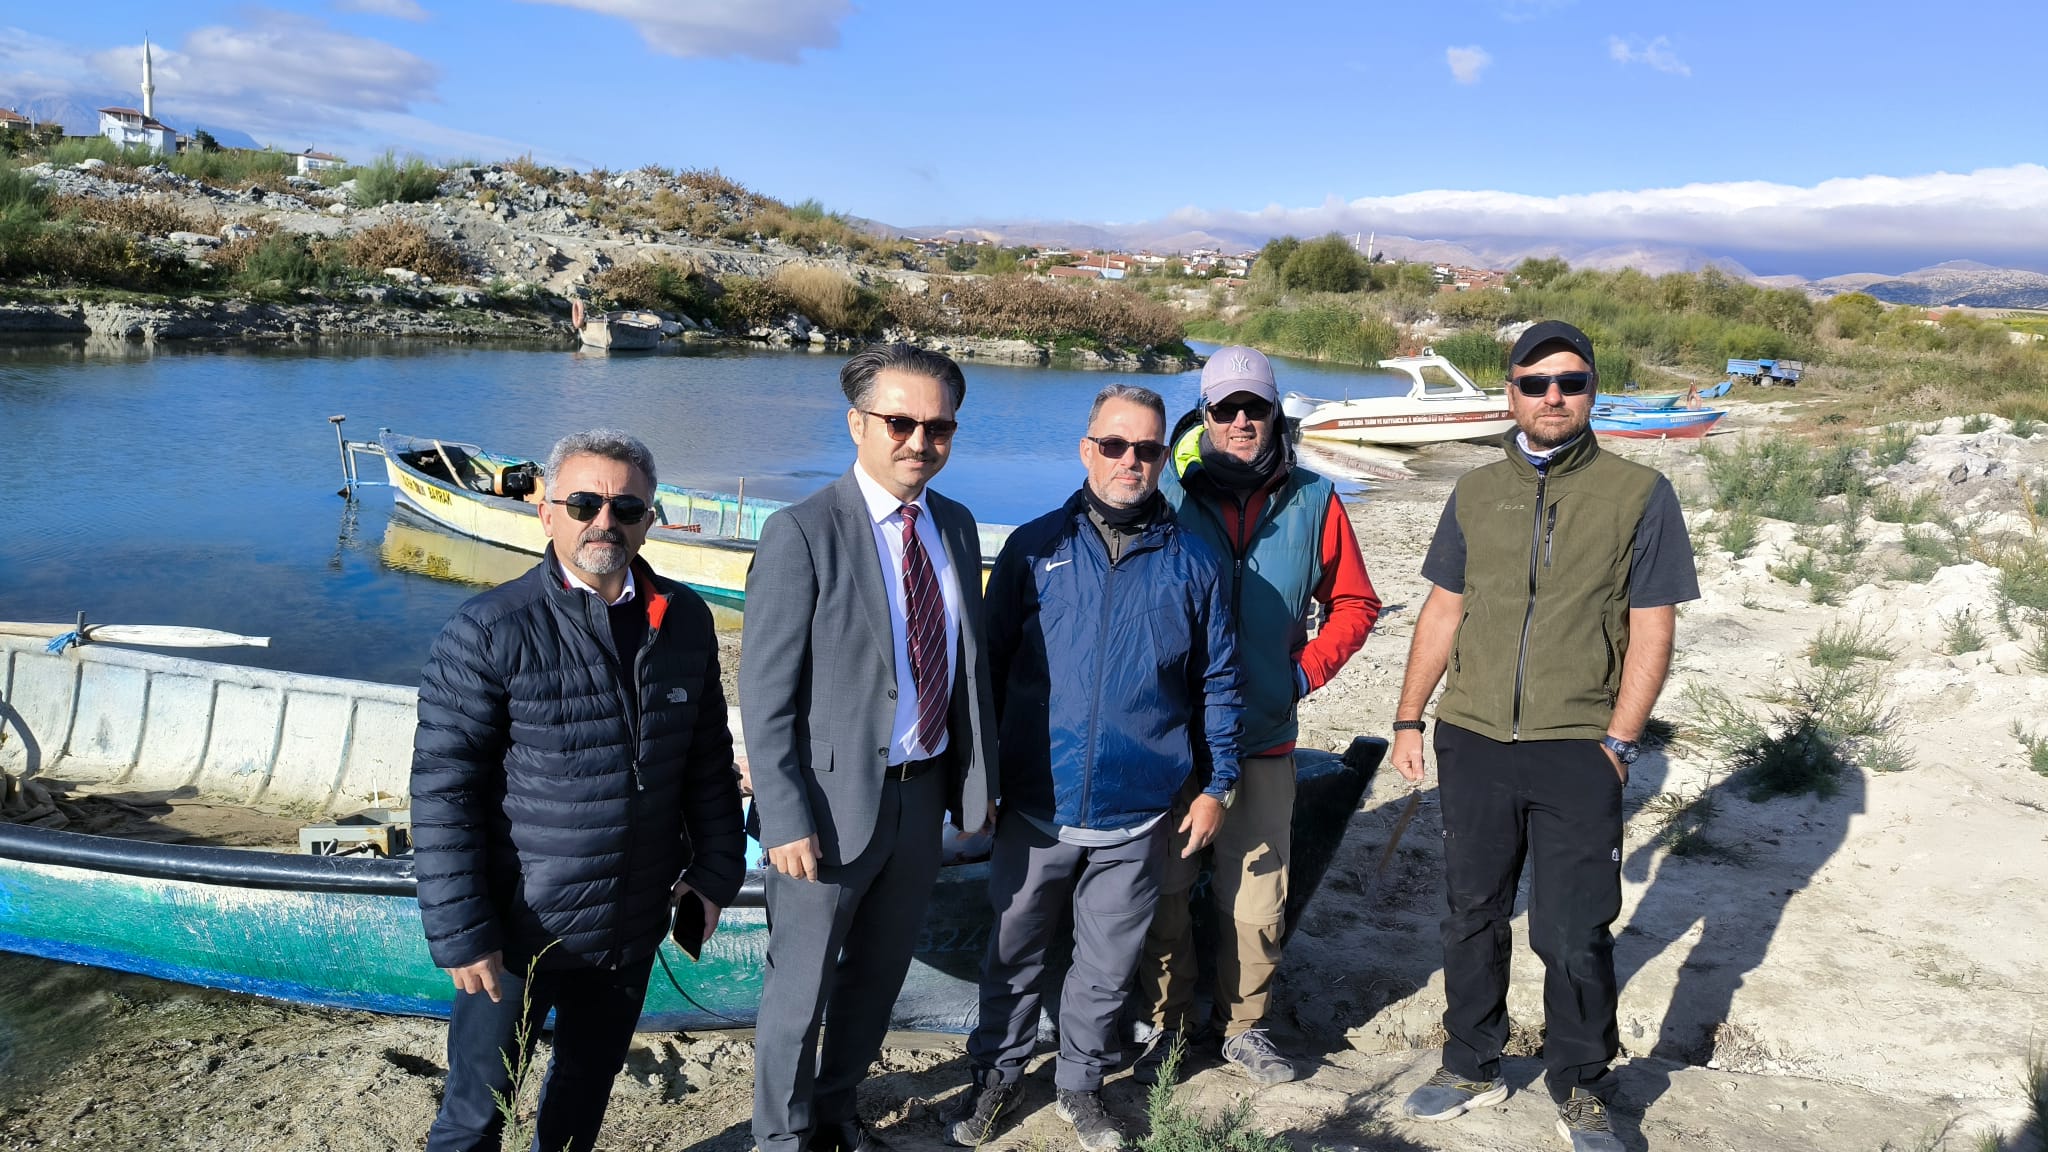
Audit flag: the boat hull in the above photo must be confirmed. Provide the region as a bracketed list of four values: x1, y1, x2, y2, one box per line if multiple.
[1591, 409, 1726, 439]
[1299, 407, 1515, 447]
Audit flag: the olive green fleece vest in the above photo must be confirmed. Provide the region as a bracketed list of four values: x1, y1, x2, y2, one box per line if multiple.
[1436, 432, 1663, 743]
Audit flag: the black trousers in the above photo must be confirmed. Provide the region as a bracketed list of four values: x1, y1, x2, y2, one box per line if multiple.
[425, 953, 655, 1152]
[1435, 721, 1623, 1105]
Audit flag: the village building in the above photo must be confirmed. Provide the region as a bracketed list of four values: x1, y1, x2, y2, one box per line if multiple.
[98, 37, 178, 154]
[295, 150, 348, 176]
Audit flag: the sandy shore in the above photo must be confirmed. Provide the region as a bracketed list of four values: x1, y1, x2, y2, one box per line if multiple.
[4, 405, 2045, 1152]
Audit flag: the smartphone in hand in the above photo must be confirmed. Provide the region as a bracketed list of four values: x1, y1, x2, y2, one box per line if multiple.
[670, 895, 706, 961]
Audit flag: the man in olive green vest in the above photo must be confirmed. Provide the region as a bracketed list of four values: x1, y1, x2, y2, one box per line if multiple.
[1389, 321, 1698, 1152]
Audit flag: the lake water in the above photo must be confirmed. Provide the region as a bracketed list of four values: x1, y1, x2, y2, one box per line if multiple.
[0, 339, 1404, 685]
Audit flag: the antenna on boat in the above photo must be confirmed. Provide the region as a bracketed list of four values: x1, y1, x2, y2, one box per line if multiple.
[330, 415, 355, 500]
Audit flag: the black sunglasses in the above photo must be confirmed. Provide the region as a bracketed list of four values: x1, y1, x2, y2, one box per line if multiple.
[1207, 397, 1273, 424]
[1087, 436, 1168, 464]
[1511, 371, 1597, 397]
[861, 410, 958, 443]
[551, 492, 650, 525]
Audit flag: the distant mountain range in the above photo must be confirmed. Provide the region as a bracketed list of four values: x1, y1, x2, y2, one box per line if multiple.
[5, 95, 261, 150]
[896, 218, 2048, 310]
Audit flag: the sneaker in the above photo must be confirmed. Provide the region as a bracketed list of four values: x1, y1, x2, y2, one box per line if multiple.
[1130, 1028, 1180, 1086]
[1053, 1088, 1124, 1152]
[939, 1077, 1019, 1147]
[1400, 1067, 1510, 1121]
[1219, 1027, 1300, 1085]
[1555, 1089, 1624, 1152]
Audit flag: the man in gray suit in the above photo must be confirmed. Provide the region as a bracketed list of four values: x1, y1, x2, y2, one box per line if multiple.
[743, 343, 998, 1152]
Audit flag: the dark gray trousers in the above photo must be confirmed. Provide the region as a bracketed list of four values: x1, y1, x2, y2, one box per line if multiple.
[966, 811, 1167, 1093]
[752, 770, 944, 1152]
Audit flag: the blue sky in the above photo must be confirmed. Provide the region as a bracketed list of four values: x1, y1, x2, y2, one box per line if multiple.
[6, 1, 2048, 274]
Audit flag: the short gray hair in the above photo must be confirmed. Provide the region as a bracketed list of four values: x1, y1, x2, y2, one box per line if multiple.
[544, 428, 657, 494]
[1087, 383, 1165, 430]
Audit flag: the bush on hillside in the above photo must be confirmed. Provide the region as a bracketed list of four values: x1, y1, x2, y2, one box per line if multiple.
[588, 255, 715, 319]
[231, 232, 348, 295]
[345, 220, 471, 282]
[351, 152, 442, 207]
[713, 275, 798, 332]
[772, 266, 890, 336]
[53, 193, 218, 237]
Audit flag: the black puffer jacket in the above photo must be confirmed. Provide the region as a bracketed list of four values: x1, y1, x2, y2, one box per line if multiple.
[411, 549, 745, 971]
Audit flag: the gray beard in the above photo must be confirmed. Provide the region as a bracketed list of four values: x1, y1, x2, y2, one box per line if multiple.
[574, 534, 628, 575]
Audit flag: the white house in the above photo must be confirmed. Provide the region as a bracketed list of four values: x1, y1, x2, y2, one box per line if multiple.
[295, 150, 348, 176]
[98, 107, 177, 154]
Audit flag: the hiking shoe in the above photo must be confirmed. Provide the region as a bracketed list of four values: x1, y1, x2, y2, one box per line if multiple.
[939, 1077, 1019, 1147]
[1400, 1067, 1510, 1121]
[1054, 1088, 1124, 1152]
[1130, 1028, 1180, 1086]
[1555, 1089, 1624, 1152]
[1219, 1027, 1301, 1085]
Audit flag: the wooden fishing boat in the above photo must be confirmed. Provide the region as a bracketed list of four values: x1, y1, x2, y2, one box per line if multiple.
[1293, 352, 1515, 447]
[1591, 405, 1727, 439]
[0, 634, 1384, 1032]
[1595, 390, 1686, 410]
[342, 430, 1010, 604]
[572, 303, 663, 351]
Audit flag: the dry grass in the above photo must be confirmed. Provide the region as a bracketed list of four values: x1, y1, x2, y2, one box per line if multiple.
[52, 194, 222, 238]
[894, 275, 1186, 350]
[587, 254, 714, 318]
[504, 154, 559, 188]
[648, 188, 726, 236]
[770, 266, 889, 336]
[343, 220, 471, 283]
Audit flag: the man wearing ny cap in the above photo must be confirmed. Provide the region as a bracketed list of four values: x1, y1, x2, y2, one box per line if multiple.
[1389, 321, 1698, 1151]
[1131, 345, 1382, 1086]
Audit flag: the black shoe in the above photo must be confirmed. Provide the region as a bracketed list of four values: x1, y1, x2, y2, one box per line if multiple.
[940, 1076, 1020, 1146]
[806, 1118, 892, 1152]
[1054, 1088, 1124, 1152]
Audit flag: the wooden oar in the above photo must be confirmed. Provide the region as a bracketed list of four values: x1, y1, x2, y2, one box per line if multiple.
[0, 622, 270, 648]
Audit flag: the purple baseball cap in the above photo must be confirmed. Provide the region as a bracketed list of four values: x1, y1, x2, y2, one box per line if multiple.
[1200, 345, 1278, 407]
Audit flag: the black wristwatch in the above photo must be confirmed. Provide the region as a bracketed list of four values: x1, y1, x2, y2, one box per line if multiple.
[1601, 735, 1640, 765]
[1392, 719, 1427, 734]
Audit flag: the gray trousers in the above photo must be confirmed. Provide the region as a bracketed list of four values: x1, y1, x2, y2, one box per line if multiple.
[752, 770, 945, 1152]
[966, 811, 1168, 1093]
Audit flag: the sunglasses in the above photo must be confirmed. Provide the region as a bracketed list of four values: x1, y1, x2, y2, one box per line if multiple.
[550, 492, 650, 525]
[1207, 397, 1273, 424]
[1087, 436, 1168, 464]
[1511, 372, 1597, 397]
[861, 410, 958, 443]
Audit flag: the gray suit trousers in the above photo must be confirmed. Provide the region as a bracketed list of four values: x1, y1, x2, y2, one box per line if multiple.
[752, 769, 945, 1151]
[966, 812, 1168, 1093]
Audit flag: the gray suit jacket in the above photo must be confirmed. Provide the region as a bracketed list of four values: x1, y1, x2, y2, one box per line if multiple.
[740, 468, 998, 867]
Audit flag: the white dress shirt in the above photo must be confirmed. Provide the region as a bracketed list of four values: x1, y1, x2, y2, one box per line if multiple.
[560, 562, 637, 606]
[853, 462, 961, 763]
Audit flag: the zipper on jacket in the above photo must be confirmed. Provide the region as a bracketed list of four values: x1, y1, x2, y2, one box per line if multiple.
[1079, 536, 1117, 827]
[1511, 473, 1549, 739]
[1543, 505, 1558, 568]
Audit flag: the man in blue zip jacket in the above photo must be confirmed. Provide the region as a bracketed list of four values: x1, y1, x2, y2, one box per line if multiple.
[940, 384, 1244, 1152]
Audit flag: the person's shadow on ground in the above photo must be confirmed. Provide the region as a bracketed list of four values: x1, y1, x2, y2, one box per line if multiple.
[1613, 760, 1865, 1124]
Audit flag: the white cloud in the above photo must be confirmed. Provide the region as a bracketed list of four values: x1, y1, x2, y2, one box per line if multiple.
[1608, 35, 1690, 77]
[1446, 45, 1491, 85]
[517, 0, 851, 63]
[1158, 166, 2048, 270]
[333, 0, 430, 20]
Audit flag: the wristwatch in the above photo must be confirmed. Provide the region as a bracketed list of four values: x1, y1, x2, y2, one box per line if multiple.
[1392, 719, 1427, 734]
[1600, 735, 1640, 765]
[1217, 785, 1238, 810]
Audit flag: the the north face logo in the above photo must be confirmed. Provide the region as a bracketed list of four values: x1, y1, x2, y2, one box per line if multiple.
[667, 687, 689, 703]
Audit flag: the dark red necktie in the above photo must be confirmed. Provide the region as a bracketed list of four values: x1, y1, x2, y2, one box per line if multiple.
[899, 504, 949, 754]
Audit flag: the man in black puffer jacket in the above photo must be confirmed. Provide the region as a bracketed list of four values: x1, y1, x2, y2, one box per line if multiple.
[412, 429, 745, 1152]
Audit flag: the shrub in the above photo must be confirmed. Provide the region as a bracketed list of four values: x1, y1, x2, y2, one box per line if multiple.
[1718, 508, 1760, 558]
[589, 255, 715, 318]
[232, 232, 348, 295]
[345, 220, 470, 282]
[648, 189, 725, 236]
[713, 275, 798, 332]
[1870, 488, 1938, 525]
[53, 193, 215, 237]
[1943, 609, 1987, 655]
[1807, 619, 1898, 669]
[771, 266, 889, 336]
[1280, 232, 1368, 293]
[166, 148, 293, 191]
[893, 276, 1185, 350]
[1434, 328, 1507, 382]
[504, 154, 559, 187]
[1770, 550, 1843, 604]
[1995, 542, 2048, 610]
[351, 152, 442, 207]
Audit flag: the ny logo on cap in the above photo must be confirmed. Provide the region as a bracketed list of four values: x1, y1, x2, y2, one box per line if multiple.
[1233, 353, 1258, 374]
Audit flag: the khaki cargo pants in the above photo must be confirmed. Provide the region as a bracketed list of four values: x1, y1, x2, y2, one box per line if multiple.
[1135, 753, 1293, 1039]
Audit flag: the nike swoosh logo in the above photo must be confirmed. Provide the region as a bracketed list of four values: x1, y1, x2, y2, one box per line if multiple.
[1044, 559, 1071, 572]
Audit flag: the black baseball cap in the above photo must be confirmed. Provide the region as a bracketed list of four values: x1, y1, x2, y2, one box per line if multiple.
[1509, 320, 1597, 371]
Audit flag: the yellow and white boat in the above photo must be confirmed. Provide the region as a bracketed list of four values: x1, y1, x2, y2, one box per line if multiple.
[347, 431, 1006, 604]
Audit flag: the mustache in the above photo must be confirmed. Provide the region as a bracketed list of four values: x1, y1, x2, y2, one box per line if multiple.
[578, 527, 624, 546]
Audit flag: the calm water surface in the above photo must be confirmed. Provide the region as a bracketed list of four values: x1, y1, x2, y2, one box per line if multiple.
[0, 339, 1401, 684]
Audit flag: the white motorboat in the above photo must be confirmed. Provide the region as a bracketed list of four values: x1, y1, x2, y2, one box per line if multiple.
[1292, 351, 1515, 447]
